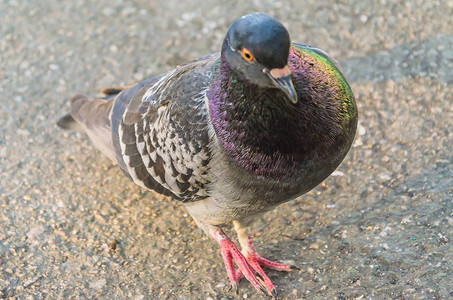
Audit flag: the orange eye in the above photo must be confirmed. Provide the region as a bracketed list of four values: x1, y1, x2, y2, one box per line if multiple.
[241, 48, 254, 61]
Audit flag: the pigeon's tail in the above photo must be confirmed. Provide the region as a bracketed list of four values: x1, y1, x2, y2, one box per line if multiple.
[56, 86, 124, 131]
[99, 84, 135, 96]
[57, 94, 117, 162]
[57, 113, 80, 131]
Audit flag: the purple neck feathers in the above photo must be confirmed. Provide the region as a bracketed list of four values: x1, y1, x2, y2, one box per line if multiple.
[207, 57, 317, 180]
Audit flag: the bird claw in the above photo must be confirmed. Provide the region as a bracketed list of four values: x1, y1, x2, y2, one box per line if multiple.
[227, 282, 239, 295]
[213, 229, 295, 297]
[271, 288, 278, 299]
[233, 282, 239, 295]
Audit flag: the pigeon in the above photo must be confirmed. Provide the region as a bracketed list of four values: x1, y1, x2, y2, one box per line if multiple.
[58, 13, 358, 297]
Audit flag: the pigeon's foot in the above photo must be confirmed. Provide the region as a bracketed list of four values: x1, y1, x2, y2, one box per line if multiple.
[212, 229, 268, 295]
[238, 234, 296, 272]
[235, 234, 298, 298]
[212, 229, 297, 298]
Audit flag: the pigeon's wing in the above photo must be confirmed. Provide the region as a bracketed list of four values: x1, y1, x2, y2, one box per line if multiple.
[62, 77, 164, 163]
[111, 54, 219, 202]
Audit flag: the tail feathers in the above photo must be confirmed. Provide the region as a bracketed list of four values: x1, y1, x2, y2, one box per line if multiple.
[67, 94, 114, 130]
[57, 95, 91, 131]
[58, 94, 117, 162]
[57, 113, 82, 131]
[57, 85, 132, 130]
[99, 84, 135, 96]
[100, 87, 125, 95]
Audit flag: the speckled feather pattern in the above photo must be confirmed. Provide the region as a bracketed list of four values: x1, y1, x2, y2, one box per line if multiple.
[111, 56, 217, 202]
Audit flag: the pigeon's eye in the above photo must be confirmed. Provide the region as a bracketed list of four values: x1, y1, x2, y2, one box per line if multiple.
[241, 48, 254, 62]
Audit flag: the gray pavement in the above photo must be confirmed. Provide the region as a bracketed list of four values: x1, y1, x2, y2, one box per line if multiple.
[1, 0, 452, 299]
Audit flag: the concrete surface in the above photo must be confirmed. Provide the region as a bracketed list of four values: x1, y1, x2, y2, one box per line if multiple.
[1, 0, 452, 299]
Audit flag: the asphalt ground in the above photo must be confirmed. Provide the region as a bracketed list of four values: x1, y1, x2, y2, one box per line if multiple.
[1, 0, 452, 299]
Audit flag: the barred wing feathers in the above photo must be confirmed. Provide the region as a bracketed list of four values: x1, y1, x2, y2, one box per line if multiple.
[111, 56, 218, 202]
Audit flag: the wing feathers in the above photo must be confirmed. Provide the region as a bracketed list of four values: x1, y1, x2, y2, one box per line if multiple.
[112, 57, 217, 202]
[64, 54, 218, 202]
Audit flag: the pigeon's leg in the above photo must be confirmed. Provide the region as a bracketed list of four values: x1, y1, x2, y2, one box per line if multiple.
[210, 228, 268, 295]
[233, 220, 297, 297]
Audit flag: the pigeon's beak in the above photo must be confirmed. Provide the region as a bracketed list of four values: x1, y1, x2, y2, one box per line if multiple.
[265, 65, 298, 104]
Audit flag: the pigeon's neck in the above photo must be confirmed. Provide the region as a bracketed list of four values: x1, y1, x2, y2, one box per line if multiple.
[208, 57, 314, 180]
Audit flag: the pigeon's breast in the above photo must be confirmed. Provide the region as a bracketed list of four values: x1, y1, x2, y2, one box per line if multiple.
[207, 45, 357, 209]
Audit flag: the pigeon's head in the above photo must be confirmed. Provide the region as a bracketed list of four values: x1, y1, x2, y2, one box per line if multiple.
[223, 13, 297, 104]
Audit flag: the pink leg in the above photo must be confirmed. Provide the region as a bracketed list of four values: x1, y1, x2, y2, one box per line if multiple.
[230, 234, 298, 297]
[233, 222, 299, 297]
[212, 229, 267, 295]
[254, 255, 295, 271]
[211, 226, 298, 298]
[244, 234, 295, 271]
